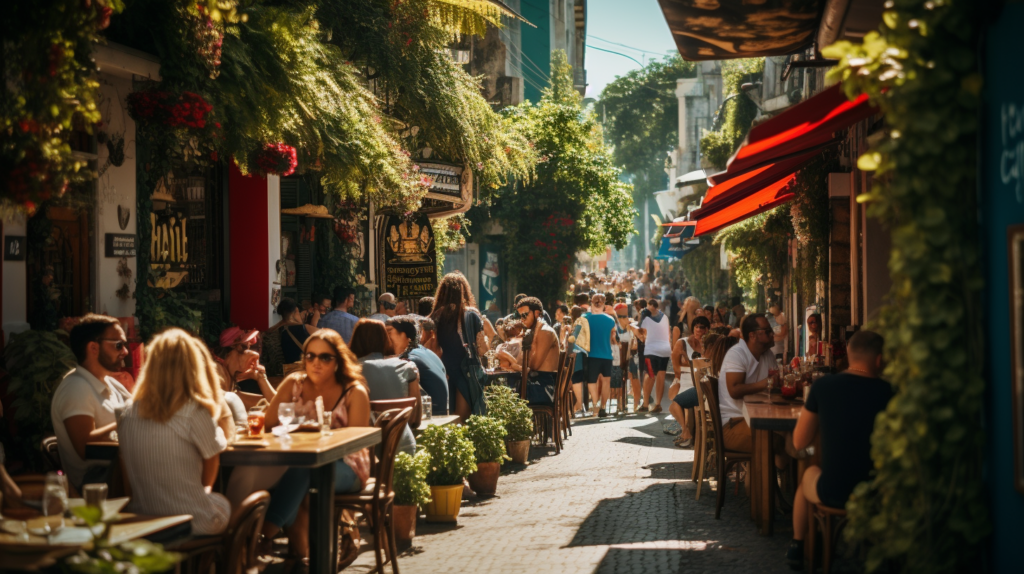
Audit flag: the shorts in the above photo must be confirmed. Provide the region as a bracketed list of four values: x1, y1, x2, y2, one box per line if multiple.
[586, 358, 613, 383]
[527, 371, 557, 405]
[647, 355, 670, 373]
[610, 366, 624, 389]
[722, 418, 752, 453]
[673, 386, 699, 409]
[627, 356, 639, 376]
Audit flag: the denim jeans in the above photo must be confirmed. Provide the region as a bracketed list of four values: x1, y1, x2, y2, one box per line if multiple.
[265, 461, 362, 528]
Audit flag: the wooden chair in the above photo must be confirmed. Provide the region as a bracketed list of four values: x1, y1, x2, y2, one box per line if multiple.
[808, 503, 849, 574]
[41, 436, 62, 472]
[688, 360, 712, 499]
[525, 350, 573, 454]
[166, 490, 271, 574]
[334, 406, 412, 574]
[370, 397, 420, 431]
[698, 377, 751, 519]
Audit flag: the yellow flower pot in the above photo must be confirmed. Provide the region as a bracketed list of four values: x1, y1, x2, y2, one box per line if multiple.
[425, 484, 464, 523]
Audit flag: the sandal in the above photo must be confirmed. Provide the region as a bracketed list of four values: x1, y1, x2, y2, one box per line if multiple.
[337, 516, 361, 570]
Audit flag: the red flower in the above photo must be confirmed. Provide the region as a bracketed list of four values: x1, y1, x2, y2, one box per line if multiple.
[96, 5, 113, 30]
[251, 143, 298, 177]
[210, 151, 218, 162]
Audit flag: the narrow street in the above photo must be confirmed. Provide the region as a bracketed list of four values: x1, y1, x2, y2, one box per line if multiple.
[350, 396, 792, 574]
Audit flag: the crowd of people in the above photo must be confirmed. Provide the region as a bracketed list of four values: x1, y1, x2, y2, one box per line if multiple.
[17, 264, 891, 572]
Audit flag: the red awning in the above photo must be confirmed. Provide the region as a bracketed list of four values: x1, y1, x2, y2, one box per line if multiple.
[660, 221, 696, 227]
[693, 173, 797, 237]
[708, 84, 875, 186]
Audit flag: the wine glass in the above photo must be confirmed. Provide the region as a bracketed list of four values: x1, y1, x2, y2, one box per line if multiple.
[278, 403, 296, 440]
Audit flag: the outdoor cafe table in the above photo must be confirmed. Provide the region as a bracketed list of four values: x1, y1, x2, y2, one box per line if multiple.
[88, 427, 381, 574]
[742, 390, 803, 536]
[0, 503, 191, 571]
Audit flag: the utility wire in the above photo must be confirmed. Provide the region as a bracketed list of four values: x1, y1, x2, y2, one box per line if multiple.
[586, 44, 644, 67]
[588, 34, 669, 57]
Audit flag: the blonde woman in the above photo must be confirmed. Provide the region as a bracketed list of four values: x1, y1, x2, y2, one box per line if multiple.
[118, 328, 236, 535]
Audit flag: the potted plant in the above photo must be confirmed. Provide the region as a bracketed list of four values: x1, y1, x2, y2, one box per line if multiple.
[465, 416, 510, 496]
[392, 451, 431, 543]
[484, 385, 535, 464]
[417, 424, 476, 523]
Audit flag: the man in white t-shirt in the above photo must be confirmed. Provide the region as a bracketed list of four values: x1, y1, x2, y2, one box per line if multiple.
[718, 313, 779, 453]
[51, 314, 132, 491]
[634, 298, 672, 413]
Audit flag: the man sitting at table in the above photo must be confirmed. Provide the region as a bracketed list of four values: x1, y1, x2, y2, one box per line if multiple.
[386, 315, 449, 416]
[718, 313, 779, 453]
[517, 297, 560, 405]
[787, 330, 893, 570]
[51, 314, 132, 493]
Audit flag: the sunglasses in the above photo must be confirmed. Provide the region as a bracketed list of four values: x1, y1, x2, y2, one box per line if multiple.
[100, 339, 128, 351]
[304, 352, 337, 364]
[232, 342, 253, 352]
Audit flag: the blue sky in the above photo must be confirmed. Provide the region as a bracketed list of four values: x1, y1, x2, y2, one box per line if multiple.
[584, 0, 678, 99]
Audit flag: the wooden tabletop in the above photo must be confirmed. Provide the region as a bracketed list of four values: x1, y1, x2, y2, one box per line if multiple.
[742, 391, 804, 431]
[84, 441, 119, 462]
[0, 512, 191, 571]
[220, 426, 381, 467]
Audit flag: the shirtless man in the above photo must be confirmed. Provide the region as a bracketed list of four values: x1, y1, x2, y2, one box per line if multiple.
[517, 297, 561, 405]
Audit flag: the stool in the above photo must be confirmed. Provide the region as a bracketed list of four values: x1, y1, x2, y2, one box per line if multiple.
[808, 502, 848, 574]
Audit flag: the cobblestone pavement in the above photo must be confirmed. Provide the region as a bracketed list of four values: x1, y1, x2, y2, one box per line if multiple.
[347, 391, 795, 574]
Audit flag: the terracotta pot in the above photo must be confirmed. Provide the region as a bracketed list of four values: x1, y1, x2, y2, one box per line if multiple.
[392, 504, 417, 543]
[424, 484, 463, 523]
[506, 439, 530, 464]
[468, 462, 500, 496]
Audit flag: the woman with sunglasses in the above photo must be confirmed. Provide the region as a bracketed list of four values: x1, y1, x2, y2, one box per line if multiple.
[251, 329, 371, 565]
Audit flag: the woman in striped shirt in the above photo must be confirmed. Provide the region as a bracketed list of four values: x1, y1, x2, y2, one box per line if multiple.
[118, 329, 237, 535]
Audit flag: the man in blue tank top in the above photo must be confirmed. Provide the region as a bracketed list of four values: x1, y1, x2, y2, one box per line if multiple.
[585, 294, 618, 417]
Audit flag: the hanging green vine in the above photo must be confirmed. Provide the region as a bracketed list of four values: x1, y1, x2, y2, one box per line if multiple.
[715, 205, 792, 301]
[823, 0, 986, 571]
[678, 237, 729, 306]
[789, 151, 839, 305]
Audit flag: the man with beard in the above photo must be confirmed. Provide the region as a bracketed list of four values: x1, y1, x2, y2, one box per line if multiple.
[51, 314, 132, 491]
[517, 297, 561, 405]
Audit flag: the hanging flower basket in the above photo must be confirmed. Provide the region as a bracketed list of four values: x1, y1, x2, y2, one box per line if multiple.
[250, 143, 298, 177]
[127, 91, 214, 129]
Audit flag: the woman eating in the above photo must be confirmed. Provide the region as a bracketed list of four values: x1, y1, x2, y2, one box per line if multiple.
[118, 328, 236, 535]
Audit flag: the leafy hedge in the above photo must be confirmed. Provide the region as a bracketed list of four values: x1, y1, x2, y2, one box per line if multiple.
[824, 0, 987, 571]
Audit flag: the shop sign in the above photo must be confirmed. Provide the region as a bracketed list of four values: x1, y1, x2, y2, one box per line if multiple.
[417, 161, 468, 204]
[4, 236, 26, 261]
[105, 233, 137, 257]
[375, 213, 438, 298]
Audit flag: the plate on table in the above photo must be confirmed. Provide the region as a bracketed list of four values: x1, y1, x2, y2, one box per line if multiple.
[230, 439, 270, 449]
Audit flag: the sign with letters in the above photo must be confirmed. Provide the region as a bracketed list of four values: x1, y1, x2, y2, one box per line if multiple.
[375, 214, 438, 298]
[105, 233, 137, 257]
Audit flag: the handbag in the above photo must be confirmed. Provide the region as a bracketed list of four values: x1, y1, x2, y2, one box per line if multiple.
[281, 326, 305, 376]
[458, 311, 488, 416]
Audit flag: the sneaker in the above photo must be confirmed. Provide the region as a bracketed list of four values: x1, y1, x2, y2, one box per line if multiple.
[786, 540, 804, 570]
[650, 405, 663, 414]
[663, 423, 682, 435]
[675, 437, 693, 448]
[637, 405, 649, 413]
[598, 408, 607, 418]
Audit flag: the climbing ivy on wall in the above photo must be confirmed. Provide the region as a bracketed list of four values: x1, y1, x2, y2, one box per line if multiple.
[824, 0, 986, 571]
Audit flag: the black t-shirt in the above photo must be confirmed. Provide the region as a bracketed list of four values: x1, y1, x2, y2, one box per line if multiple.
[805, 373, 893, 508]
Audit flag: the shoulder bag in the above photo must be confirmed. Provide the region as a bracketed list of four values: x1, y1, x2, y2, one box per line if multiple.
[458, 311, 488, 416]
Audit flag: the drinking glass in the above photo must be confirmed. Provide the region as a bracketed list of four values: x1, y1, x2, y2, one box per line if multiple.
[247, 409, 266, 437]
[422, 396, 433, 420]
[42, 472, 68, 533]
[83, 483, 107, 511]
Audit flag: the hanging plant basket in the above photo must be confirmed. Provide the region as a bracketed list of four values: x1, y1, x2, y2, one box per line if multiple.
[250, 143, 298, 177]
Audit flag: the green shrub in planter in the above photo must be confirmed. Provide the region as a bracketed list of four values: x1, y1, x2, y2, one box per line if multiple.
[484, 385, 534, 442]
[417, 424, 477, 486]
[393, 451, 432, 507]
[4, 330, 77, 469]
[465, 416, 510, 464]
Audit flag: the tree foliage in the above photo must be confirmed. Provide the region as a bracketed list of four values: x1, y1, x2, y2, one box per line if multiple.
[599, 55, 696, 198]
[715, 206, 792, 301]
[823, 1, 987, 571]
[495, 51, 636, 304]
[699, 58, 764, 170]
